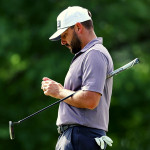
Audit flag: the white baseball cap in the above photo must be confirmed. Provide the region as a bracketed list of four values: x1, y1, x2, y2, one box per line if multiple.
[49, 6, 92, 41]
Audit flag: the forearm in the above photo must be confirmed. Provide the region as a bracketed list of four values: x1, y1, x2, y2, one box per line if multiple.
[59, 89, 100, 109]
[58, 89, 85, 108]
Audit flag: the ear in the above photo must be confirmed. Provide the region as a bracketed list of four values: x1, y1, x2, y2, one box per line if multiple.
[75, 23, 83, 33]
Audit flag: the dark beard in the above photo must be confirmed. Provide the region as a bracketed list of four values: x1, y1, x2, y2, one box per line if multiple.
[70, 30, 82, 54]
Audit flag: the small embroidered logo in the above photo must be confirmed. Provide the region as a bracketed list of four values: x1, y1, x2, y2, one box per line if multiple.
[57, 20, 61, 29]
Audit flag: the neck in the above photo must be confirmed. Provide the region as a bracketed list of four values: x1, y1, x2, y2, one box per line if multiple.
[80, 29, 97, 49]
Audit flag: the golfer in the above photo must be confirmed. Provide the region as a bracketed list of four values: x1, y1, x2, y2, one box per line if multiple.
[41, 6, 113, 150]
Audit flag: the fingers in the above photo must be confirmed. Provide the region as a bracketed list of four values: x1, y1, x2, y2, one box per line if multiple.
[100, 137, 104, 149]
[95, 137, 104, 149]
[42, 77, 50, 81]
[102, 136, 113, 147]
[44, 90, 49, 96]
[95, 136, 113, 149]
[42, 77, 55, 82]
[41, 77, 63, 98]
[95, 137, 100, 146]
[41, 77, 49, 90]
[41, 77, 56, 91]
[102, 136, 113, 143]
[42, 87, 47, 91]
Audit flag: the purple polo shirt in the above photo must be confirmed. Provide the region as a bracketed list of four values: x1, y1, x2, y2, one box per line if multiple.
[56, 37, 113, 131]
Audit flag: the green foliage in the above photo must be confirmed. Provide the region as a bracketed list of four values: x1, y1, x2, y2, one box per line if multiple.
[0, 0, 150, 149]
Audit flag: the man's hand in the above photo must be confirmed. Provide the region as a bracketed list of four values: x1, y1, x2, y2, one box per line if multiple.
[95, 136, 113, 149]
[41, 77, 64, 99]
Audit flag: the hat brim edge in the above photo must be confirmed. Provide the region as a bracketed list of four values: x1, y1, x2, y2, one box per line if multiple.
[49, 28, 68, 41]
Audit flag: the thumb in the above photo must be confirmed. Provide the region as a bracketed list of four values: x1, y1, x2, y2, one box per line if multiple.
[43, 77, 50, 81]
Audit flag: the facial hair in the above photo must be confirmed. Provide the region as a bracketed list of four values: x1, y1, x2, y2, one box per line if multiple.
[70, 30, 82, 54]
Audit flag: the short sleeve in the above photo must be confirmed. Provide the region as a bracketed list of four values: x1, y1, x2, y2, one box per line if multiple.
[81, 50, 107, 95]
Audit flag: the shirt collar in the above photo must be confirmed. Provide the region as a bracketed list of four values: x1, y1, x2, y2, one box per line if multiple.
[75, 37, 103, 56]
[71, 37, 103, 64]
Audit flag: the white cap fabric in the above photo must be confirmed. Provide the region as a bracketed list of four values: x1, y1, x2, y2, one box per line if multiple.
[49, 6, 91, 41]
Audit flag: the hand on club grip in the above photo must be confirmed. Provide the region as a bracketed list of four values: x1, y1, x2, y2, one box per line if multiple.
[95, 136, 113, 149]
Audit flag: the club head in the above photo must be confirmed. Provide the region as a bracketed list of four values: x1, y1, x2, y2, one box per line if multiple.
[9, 121, 15, 140]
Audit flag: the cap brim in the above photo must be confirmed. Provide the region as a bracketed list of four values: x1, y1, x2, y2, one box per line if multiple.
[49, 28, 68, 41]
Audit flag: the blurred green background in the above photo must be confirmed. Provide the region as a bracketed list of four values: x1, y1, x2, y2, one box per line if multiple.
[0, 0, 150, 149]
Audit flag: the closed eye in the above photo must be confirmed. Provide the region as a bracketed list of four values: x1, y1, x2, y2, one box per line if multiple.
[62, 33, 67, 39]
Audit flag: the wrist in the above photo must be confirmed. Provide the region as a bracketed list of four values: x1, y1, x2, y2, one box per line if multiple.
[58, 86, 65, 99]
[58, 88, 75, 100]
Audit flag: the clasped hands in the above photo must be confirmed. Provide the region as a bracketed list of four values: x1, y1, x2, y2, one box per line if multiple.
[41, 77, 64, 99]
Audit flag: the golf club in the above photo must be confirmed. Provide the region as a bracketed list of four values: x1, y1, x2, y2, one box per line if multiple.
[9, 58, 140, 140]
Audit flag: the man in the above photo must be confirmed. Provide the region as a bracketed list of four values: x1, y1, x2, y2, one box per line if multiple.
[41, 6, 113, 150]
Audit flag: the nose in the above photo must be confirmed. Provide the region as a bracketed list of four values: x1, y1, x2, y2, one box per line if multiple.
[61, 39, 67, 45]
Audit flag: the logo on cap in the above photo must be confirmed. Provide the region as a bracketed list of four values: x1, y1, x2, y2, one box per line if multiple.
[57, 20, 61, 29]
